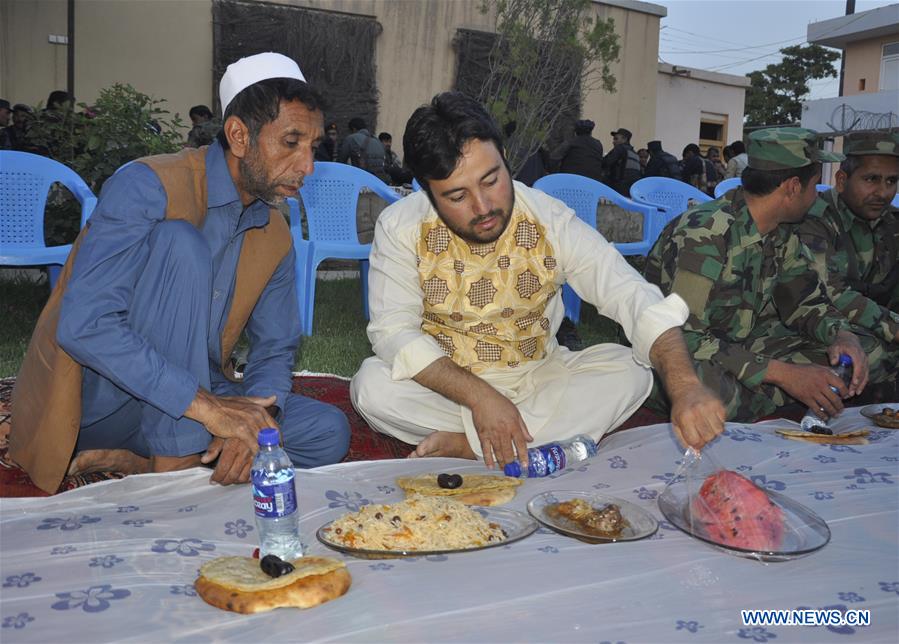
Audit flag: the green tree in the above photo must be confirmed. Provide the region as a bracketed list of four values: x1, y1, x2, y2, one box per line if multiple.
[24, 84, 184, 244]
[477, 0, 620, 174]
[744, 44, 839, 127]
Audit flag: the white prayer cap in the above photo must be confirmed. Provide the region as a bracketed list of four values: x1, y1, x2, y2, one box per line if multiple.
[219, 52, 306, 113]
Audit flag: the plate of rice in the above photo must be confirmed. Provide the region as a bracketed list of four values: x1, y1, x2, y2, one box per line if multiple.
[317, 495, 537, 558]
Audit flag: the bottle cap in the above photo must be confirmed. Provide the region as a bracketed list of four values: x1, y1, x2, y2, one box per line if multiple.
[503, 462, 522, 477]
[257, 428, 281, 446]
[838, 353, 852, 367]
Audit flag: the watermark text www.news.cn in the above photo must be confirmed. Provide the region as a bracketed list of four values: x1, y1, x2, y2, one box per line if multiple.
[741, 609, 870, 627]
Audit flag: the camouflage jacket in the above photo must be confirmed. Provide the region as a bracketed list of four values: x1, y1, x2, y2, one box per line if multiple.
[796, 189, 899, 344]
[644, 189, 851, 388]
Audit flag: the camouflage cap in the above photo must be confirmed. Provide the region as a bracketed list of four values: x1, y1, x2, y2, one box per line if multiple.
[746, 127, 844, 170]
[843, 130, 899, 157]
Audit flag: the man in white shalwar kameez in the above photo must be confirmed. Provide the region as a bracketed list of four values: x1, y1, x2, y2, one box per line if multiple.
[350, 93, 725, 471]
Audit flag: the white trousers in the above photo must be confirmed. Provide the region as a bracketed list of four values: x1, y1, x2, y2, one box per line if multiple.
[350, 344, 653, 456]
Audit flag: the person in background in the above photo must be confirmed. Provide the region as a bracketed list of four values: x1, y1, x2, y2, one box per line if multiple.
[549, 119, 604, 182]
[315, 122, 339, 162]
[5, 104, 34, 150]
[796, 130, 899, 401]
[186, 105, 221, 148]
[637, 148, 649, 175]
[708, 146, 727, 183]
[602, 127, 642, 196]
[644, 140, 682, 178]
[681, 143, 708, 192]
[379, 131, 413, 185]
[724, 140, 748, 178]
[644, 127, 872, 423]
[338, 117, 388, 182]
[0, 99, 11, 149]
[351, 91, 725, 471]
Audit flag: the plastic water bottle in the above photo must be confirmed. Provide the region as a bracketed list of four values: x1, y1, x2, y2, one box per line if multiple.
[251, 428, 303, 560]
[799, 354, 853, 435]
[503, 434, 598, 478]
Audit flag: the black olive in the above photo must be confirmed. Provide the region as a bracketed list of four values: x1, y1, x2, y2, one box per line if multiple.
[809, 425, 833, 435]
[260, 554, 295, 578]
[437, 473, 463, 489]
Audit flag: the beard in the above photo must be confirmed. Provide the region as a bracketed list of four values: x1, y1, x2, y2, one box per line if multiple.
[436, 192, 515, 245]
[238, 146, 283, 205]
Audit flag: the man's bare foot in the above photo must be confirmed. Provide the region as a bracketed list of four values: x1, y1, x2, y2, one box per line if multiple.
[408, 431, 478, 460]
[150, 454, 203, 473]
[67, 449, 150, 477]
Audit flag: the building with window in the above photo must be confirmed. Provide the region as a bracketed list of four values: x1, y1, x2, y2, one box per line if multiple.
[801, 3, 899, 135]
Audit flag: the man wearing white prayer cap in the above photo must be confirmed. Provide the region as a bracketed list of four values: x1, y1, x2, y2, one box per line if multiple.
[10, 52, 350, 493]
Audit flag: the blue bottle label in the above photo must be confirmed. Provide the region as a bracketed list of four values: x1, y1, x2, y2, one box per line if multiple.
[252, 471, 297, 519]
[532, 444, 566, 477]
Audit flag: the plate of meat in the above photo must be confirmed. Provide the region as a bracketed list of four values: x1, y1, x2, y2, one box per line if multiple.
[527, 491, 658, 543]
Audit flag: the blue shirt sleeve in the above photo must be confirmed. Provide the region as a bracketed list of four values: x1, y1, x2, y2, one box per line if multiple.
[56, 163, 200, 419]
[240, 243, 301, 417]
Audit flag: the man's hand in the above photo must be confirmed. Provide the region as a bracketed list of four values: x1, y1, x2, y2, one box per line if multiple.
[827, 330, 869, 396]
[669, 382, 726, 451]
[201, 437, 254, 485]
[766, 361, 847, 420]
[185, 389, 278, 459]
[649, 328, 726, 451]
[470, 389, 533, 470]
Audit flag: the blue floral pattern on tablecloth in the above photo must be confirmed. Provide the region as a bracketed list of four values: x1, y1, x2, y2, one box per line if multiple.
[879, 581, 899, 595]
[837, 591, 864, 602]
[89, 555, 123, 569]
[795, 604, 855, 634]
[50, 546, 76, 556]
[36, 515, 101, 531]
[169, 585, 197, 597]
[51, 585, 131, 613]
[675, 619, 703, 633]
[634, 486, 657, 500]
[325, 490, 370, 511]
[750, 475, 785, 491]
[1, 612, 34, 629]
[3, 573, 41, 588]
[737, 626, 776, 641]
[724, 427, 762, 442]
[844, 468, 893, 485]
[150, 539, 215, 557]
[122, 519, 152, 527]
[224, 519, 253, 538]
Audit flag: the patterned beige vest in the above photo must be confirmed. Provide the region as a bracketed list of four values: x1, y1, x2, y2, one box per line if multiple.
[417, 206, 559, 373]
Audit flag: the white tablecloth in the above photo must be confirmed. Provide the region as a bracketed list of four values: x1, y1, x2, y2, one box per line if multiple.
[1, 409, 897, 643]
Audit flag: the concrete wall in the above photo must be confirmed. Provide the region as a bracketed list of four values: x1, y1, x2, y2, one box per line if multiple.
[843, 35, 899, 94]
[655, 65, 748, 158]
[1, 0, 662, 147]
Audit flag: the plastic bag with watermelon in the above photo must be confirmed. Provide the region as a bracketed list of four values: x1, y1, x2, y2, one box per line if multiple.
[658, 448, 830, 562]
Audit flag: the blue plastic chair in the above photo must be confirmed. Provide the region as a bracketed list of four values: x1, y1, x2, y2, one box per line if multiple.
[630, 177, 712, 222]
[0, 150, 96, 288]
[290, 162, 401, 335]
[893, 193, 899, 209]
[534, 173, 660, 323]
[713, 177, 741, 198]
[411, 177, 422, 192]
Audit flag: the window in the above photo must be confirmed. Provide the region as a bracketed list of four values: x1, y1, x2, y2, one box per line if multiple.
[699, 112, 728, 155]
[881, 42, 899, 91]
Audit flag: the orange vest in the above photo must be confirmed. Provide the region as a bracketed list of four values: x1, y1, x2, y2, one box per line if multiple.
[9, 147, 292, 493]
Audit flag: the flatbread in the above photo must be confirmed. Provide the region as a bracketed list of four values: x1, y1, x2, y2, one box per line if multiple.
[395, 473, 522, 506]
[775, 428, 869, 445]
[195, 556, 350, 613]
[872, 413, 899, 429]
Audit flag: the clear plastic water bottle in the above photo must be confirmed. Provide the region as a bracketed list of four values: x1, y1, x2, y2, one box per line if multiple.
[251, 428, 302, 560]
[503, 434, 598, 478]
[799, 354, 853, 435]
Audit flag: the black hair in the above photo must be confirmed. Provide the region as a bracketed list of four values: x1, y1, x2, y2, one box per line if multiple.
[706, 146, 720, 157]
[574, 122, 594, 136]
[683, 143, 701, 156]
[403, 91, 506, 196]
[742, 162, 820, 196]
[378, 131, 392, 142]
[46, 90, 72, 109]
[348, 117, 366, 131]
[216, 78, 326, 150]
[730, 140, 746, 155]
[839, 155, 864, 177]
[189, 105, 214, 120]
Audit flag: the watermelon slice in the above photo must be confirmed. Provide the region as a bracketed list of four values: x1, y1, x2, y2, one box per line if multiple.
[691, 470, 785, 551]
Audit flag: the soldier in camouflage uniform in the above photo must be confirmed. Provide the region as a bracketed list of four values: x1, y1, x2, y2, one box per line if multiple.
[644, 127, 873, 422]
[796, 130, 899, 398]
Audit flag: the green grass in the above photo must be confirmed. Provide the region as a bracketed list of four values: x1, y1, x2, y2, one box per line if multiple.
[0, 275, 622, 378]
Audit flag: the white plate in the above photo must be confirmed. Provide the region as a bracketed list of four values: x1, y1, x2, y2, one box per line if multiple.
[527, 491, 658, 543]
[859, 403, 899, 419]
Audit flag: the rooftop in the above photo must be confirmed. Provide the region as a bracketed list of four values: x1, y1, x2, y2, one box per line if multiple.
[597, 0, 667, 19]
[657, 63, 751, 88]
[808, 3, 899, 49]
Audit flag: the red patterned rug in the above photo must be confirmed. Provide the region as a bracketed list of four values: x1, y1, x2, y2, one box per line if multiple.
[0, 375, 802, 498]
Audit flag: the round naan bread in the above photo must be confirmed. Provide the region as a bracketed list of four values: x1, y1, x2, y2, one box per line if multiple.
[396, 473, 522, 506]
[195, 555, 350, 613]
